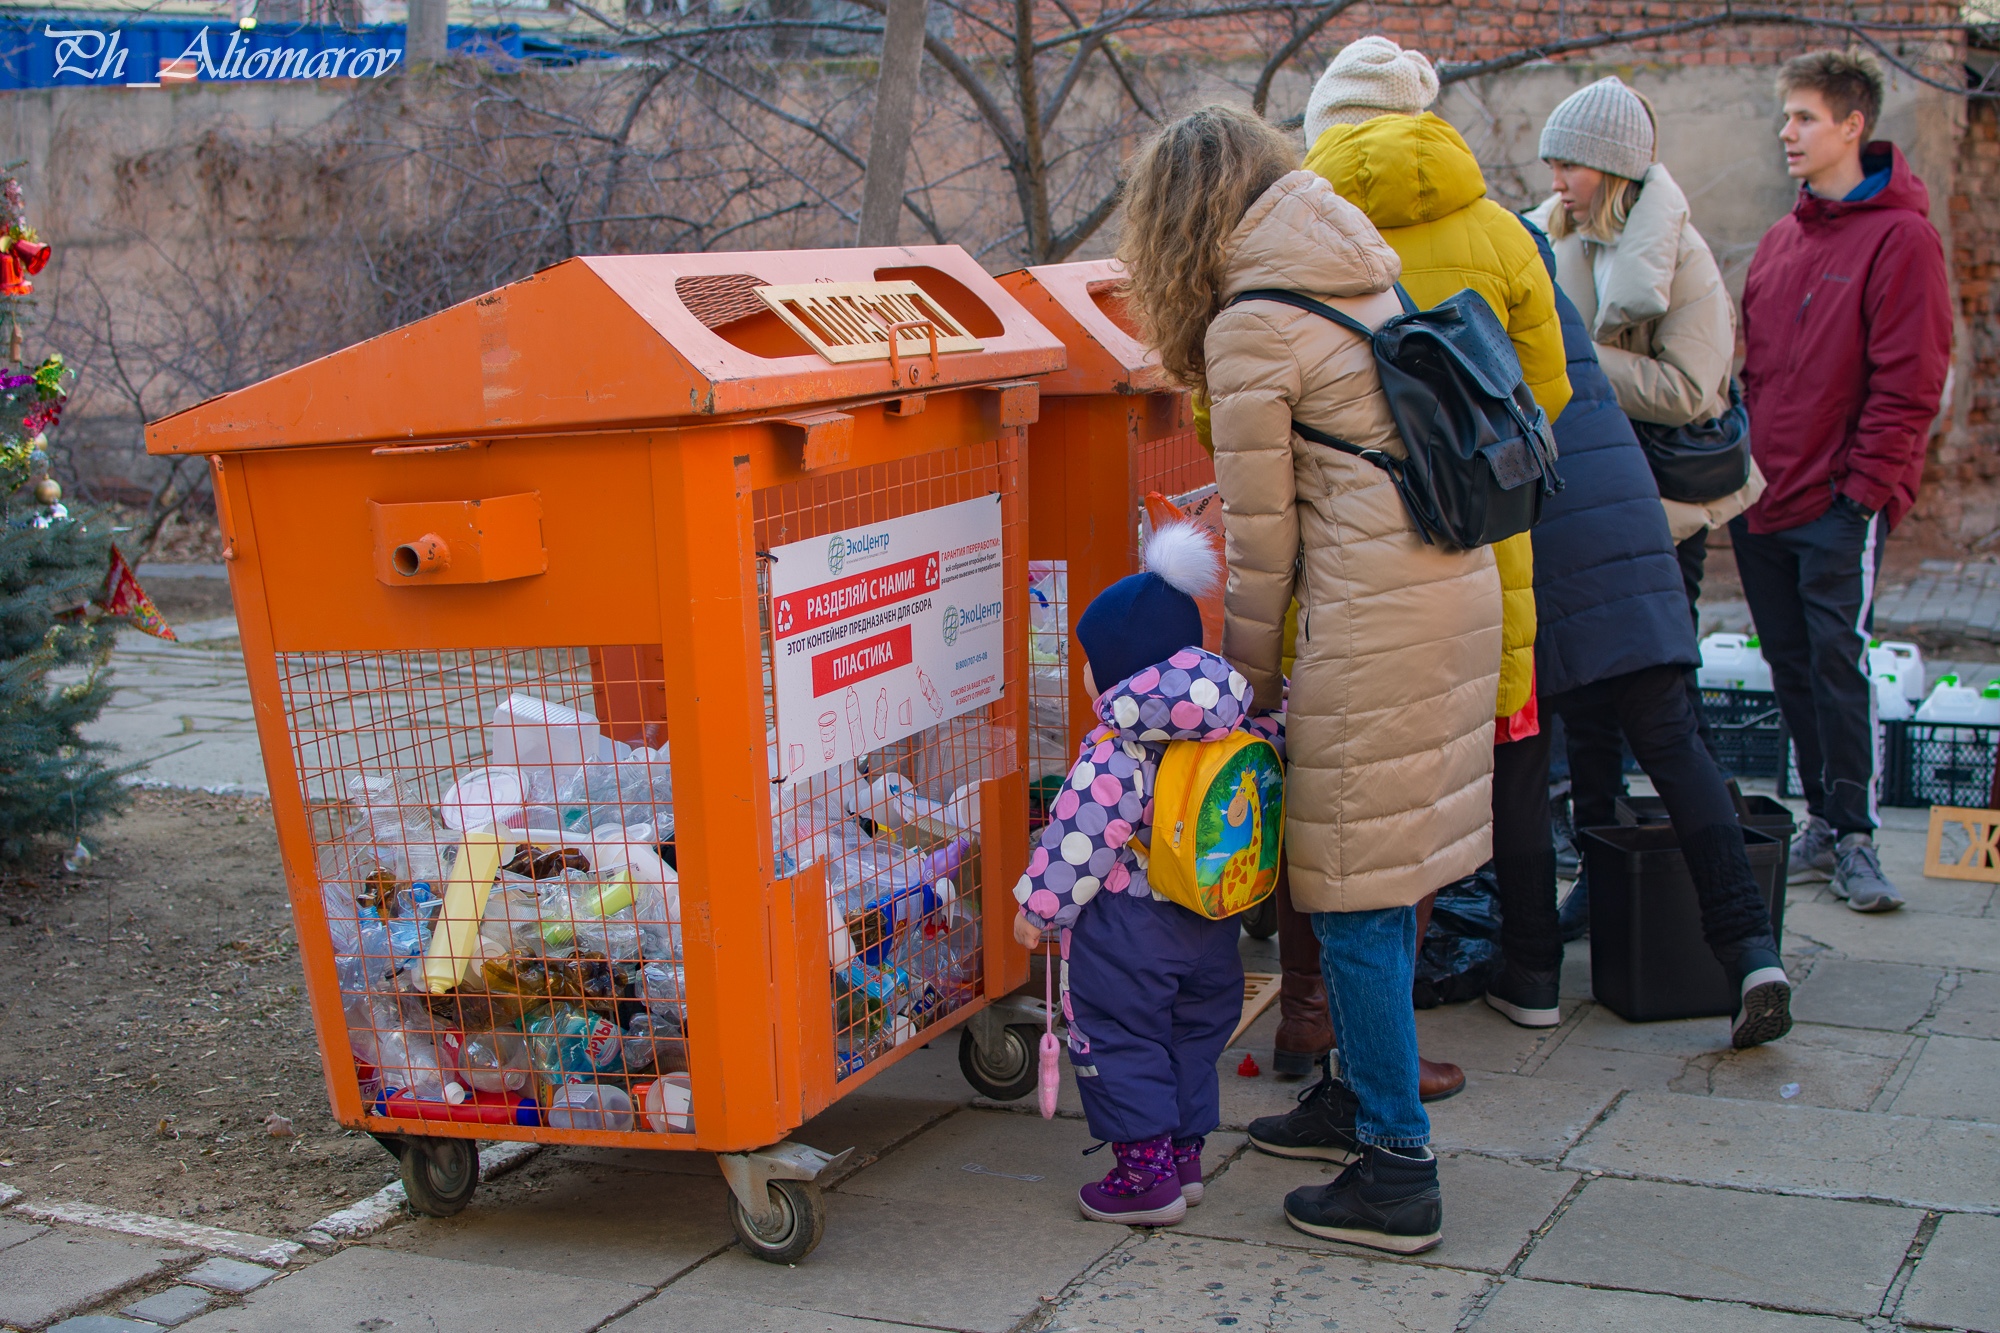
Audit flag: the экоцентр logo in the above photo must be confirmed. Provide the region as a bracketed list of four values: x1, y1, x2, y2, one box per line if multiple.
[942, 605, 960, 646]
[827, 533, 847, 574]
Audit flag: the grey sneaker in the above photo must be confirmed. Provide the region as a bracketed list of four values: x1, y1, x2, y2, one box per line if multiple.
[1788, 815, 1837, 883]
[1830, 833, 1904, 912]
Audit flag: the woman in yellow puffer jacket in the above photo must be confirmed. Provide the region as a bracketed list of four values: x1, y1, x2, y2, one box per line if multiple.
[1299, 38, 1569, 737]
[1235, 37, 1573, 1112]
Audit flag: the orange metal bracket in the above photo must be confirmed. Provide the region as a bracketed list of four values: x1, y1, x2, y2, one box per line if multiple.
[776, 411, 855, 472]
[368, 492, 547, 586]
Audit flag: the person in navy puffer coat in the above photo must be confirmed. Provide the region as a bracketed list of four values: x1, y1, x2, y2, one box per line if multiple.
[1483, 220, 1792, 1052]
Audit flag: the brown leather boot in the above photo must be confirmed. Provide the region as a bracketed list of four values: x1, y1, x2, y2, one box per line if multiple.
[1274, 865, 1333, 1080]
[1412, 890, 1466, 1102]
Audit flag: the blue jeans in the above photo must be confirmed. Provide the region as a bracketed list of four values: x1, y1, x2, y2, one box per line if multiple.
[1310, 905, 1429, 1150]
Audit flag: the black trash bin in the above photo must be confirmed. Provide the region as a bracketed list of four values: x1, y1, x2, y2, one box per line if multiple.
[1615, 793, 1797, 855]
[1580, 825, 1787, 1023]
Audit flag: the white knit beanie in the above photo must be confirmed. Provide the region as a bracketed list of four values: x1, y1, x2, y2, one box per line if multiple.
[1302, 37, 1440, 147]
[1538, 76, 1656, 181]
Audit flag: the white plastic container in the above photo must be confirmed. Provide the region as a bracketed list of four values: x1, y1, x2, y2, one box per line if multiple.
[488, 693, 602, 772]
[1868, 640, 1926, 702]
[1697, 633, 1773, 691]
[642, 1071, 695, 1134]
[1914, 676, 2000, 725]
[1872, 674, 1913, 722]
[546, 1081, 635, 1131]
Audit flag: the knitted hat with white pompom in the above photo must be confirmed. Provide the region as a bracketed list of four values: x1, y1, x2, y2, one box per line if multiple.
[1074, 522, 1219, 693]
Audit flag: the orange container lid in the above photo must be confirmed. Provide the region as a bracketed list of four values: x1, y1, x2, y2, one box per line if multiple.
[995, 259, 1162, 397]
[145, 246, 1066, 455]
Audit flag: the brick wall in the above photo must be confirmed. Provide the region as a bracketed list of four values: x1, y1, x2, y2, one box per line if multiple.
[1100, 0, 1963, 74]
[1921, 94, 2000, 544]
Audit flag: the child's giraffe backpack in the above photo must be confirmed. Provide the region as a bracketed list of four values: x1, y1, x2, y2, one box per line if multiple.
[1142, 732, 1285, 919]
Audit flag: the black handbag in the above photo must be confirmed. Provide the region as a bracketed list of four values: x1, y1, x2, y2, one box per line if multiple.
[1633, 380, 1751, 504]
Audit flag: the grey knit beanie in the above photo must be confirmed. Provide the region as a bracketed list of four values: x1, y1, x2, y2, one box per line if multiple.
[1538, 76, 1655, 181]
[1303, 37, 1439, 147]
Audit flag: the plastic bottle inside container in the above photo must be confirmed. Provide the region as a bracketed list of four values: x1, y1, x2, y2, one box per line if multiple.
[546, 1082, 635, 1131]
[371, 1025, 451, 1102]
[459, 1031, 531, 1094]
[642, 1071, 695, 1134]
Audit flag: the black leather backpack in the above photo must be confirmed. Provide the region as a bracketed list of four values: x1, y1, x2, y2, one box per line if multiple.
[1226, 286, 1563, 548]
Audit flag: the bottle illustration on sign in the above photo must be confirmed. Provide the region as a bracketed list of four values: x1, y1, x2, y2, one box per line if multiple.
[899, 697, 913, 727]
[845, 687, 866, 752]
[918, 669, 944, 717]
[817, 711, 839, 761]
[874, 689, 889, 740]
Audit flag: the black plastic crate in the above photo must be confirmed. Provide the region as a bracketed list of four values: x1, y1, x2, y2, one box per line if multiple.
[1698, 687, 1791, 782]
[1882, 719, 2000, 808]
[1617, 687, 1790, 781]
[1581, 825, 1786, 1023]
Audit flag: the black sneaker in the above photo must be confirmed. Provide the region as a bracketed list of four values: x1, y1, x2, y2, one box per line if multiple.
[1729, 946, 1793, 1050]
[1247, 1055, 1360, 1163]
[1282, 1144, 1443, 1254]
[1556, 870, 1589, 941]
[1484, 959, 1561, 1028]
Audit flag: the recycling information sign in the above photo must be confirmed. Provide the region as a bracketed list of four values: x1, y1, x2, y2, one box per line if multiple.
[769, 495, 1005, 786]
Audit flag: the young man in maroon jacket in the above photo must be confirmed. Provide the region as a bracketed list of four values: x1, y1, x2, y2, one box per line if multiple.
[1733, 51, 1952, 913]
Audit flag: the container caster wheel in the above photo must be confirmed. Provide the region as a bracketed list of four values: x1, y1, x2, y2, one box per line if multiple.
[727, 1177, 826, 1265]
[1241, 895, 1278, 941]
[959, 1023, 1040, 1101]
[399, 1136, 479, 1217]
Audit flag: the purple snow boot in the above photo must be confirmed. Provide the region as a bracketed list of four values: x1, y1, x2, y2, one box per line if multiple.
[1174, 1136, 1206, 1205]
[1078, 1135, 1186, 1226]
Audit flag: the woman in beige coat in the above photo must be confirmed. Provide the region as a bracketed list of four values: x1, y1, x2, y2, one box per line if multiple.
[1119, 104, 1502, 1256]
[1526, 76, 1765, 574]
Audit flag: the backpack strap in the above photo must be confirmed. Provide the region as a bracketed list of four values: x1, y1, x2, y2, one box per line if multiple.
[1226, 288, 1376, 341]
[1221, 287, 1434, 541]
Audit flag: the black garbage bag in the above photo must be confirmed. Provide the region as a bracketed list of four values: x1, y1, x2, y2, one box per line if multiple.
[1413, 863, 1504, 1008]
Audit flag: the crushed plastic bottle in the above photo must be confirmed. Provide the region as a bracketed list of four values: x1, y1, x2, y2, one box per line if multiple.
[525, 1003, 626, 1083]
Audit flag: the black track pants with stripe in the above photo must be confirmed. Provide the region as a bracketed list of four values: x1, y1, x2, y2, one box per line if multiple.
[1730, 501, 1884, 836]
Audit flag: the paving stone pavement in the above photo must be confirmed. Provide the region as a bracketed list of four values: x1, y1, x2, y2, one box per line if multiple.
[1874, 560, 2000, 643]
[10, 787, 1995, 1333]
[12, 596, 2000, 1328]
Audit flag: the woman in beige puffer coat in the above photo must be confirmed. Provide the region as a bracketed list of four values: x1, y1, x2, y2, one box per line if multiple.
[1525, 76, 1765, 555]
[1119, 104, 1501, 1250]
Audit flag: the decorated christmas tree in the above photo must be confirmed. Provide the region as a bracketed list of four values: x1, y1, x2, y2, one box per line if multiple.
[0, 164, 127, 862]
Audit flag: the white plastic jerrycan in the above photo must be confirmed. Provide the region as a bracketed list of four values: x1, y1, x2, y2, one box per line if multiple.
[1872, 674, 1913, 722]
[1867, 640, 1926, 702]
[1698, 633, 1773, 691]
[1915, 676, 2000, 725]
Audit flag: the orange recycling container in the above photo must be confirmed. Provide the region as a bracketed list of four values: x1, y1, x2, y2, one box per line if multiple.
[145, 248, 1062, 1260]
[996, 260, 1213, 796]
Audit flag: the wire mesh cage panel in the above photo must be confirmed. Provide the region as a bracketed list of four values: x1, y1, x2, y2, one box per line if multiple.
[1027, 558, 1071, 827]
[280, 646, 693, 1137]
[754, 441, 1021, 1082]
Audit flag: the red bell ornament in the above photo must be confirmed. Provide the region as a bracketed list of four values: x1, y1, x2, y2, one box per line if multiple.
[13, 240, 50, 275]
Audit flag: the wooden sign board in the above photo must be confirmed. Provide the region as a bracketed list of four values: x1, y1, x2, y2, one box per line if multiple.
[1923, 805, 2000, 883]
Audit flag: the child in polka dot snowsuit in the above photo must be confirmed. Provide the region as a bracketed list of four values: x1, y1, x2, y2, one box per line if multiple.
[1014, 523, 1284, 1228]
